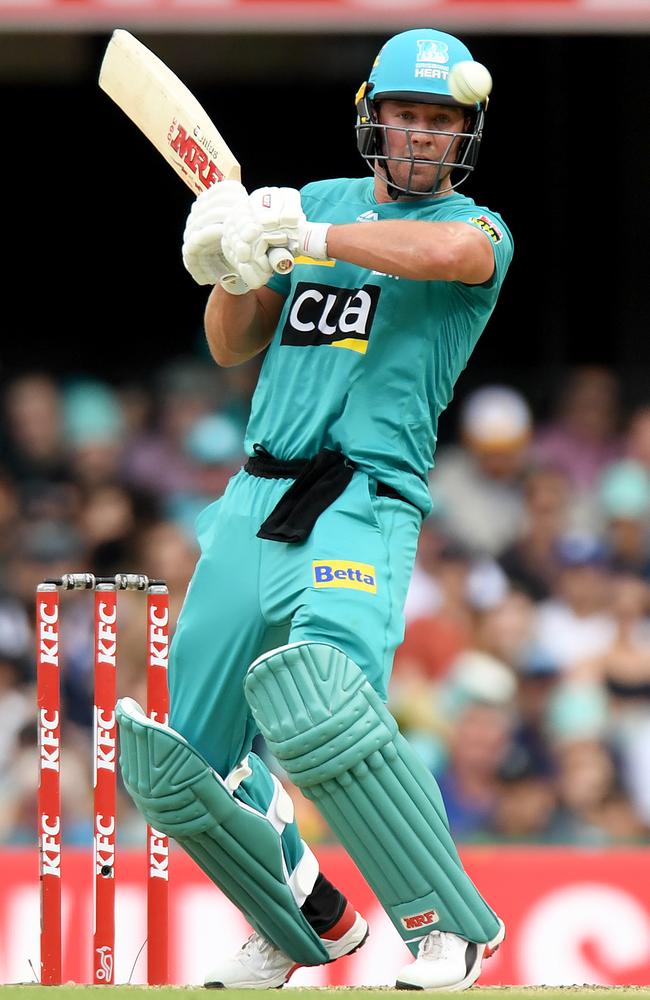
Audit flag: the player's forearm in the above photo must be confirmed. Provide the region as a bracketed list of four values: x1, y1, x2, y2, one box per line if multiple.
[326, 220, 491, 283]
[204, 286, 274, 367]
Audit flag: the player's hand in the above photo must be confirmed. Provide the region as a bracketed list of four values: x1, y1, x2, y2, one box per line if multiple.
[182, 180, 251, 289]
[221, 202, 276, 290]
[249, 187, 331, 261]
[221, 187, 332, 288]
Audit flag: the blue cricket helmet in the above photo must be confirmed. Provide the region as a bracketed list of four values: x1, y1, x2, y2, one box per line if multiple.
[356, 28, 487, 196]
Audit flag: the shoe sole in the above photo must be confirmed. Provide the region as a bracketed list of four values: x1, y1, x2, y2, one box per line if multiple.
[395, 918, 506, 992]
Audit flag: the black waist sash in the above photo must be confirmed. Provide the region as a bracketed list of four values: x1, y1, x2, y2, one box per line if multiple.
[245, 444, 417, 544]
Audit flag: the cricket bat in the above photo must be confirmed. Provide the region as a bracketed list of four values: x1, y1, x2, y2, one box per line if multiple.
[99, 29, 293, 275]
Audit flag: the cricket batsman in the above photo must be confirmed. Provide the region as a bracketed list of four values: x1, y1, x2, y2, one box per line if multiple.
[117, 27, 513, 990]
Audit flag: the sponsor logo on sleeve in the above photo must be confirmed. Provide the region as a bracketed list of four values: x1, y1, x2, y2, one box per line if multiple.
[282, 281, 380, 355]
[312, 560, 377, 594]
[469, 215, 503, 244]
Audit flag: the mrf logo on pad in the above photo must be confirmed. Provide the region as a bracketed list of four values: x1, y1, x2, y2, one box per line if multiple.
[313, 560, 377, 594]
[401, 909, 440, 930]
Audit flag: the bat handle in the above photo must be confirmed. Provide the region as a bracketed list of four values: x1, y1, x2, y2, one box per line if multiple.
[218, 246, 294, 293]
[267, 246, 294, 274]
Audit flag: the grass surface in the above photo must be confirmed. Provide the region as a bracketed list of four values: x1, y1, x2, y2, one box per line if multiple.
[2, 988, 650, 999]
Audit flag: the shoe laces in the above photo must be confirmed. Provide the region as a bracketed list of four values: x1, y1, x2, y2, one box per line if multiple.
[241, 932, 276, 959]
[419, 930, 449, 960]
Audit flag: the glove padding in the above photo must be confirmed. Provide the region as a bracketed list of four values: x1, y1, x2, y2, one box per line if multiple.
[222, 187, 331, 290]
[182, 180, 250, 292]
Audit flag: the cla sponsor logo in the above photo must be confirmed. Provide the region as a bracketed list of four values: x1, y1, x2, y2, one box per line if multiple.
[313, 560, 377, 594]
[401, 909, 440, 930]
[469, 215, 503, 244]
[415, 39, 449, 81]
[357, 210, 379, 222]
[168, 120, 225, 190]
[282, 281, 380, 355]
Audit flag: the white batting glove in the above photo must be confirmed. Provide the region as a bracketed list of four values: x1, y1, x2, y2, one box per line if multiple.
[221, 187, 332, 289]
[221, 204, 275, 290]
[182, 180, 251, 292]
[249, 187, 331, 261]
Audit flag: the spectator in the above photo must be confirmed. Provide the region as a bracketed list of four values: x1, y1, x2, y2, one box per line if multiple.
[549, 738, 645, 844]
[533, 532, 616, 672]
[575, 573, 650, 827]
[430, 385, 532, 557]
[533, 366, 622, 494]
[499, 465, 571, 600]
[597, 459, 650, 580]
[510, 648, 562, 779]
[121, 358, 222, 498]
[398, 534, 475, 682]
[489, 764, 557, 843]
[431, 651, 518, 840]
[1, 374, 77, 523]
[63, 379, 125, 488]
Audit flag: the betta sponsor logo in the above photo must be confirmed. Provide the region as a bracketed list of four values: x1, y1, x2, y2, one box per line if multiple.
[282, 281, 380, 355]
[401, 909, 440, 930]
[312, 560, 377, 594]
[469, 215, 503, 244]
[168, 121, 225, 189]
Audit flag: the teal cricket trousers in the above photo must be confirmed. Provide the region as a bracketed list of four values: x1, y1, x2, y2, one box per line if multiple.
[168, 467, 421, 874]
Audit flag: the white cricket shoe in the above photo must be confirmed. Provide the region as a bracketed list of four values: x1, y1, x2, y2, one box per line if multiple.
[204, 905, 369, 989]
[395, 918, 505, 991]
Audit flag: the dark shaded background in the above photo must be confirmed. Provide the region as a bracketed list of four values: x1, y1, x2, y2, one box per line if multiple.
[3, 31, 649, 424]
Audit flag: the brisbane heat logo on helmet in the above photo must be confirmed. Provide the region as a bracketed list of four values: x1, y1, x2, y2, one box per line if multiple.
[415, 39, 449, 81]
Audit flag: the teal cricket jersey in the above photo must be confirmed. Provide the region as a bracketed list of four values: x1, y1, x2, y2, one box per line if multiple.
[245, 176, 513, 516]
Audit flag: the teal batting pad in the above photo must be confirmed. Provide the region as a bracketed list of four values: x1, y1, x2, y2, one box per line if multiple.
[116, 697, 328, 965]
[245, 642, 501, 953]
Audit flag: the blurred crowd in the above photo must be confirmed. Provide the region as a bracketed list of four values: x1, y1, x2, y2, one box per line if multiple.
[3, 360, 650, 848]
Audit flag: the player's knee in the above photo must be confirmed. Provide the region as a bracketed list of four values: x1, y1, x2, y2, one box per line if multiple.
[245, 641, 397, 788]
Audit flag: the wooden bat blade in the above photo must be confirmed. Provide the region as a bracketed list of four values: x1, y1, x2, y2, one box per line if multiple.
[99, 28, 241, 195]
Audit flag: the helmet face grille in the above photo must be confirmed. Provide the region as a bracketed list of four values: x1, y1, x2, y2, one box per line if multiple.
[355, 106, 484, 198]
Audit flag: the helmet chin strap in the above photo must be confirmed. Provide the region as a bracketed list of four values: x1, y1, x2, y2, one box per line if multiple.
[382, 162, 402, 202]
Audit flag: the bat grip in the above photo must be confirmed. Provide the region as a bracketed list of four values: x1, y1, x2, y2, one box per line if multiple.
[218, 246, 294, 294]
[268, 246, 294, 274]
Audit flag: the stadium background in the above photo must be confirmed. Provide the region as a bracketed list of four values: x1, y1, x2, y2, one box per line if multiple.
[1, 0, 650, 987]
